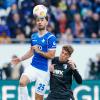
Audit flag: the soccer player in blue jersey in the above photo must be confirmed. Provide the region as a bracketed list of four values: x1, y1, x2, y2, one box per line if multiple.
[12, 5, 56, 100]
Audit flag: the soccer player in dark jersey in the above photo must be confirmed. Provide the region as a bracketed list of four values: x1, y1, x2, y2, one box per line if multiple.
[46, 45, 82, 100]
[12, 5, 56, 100]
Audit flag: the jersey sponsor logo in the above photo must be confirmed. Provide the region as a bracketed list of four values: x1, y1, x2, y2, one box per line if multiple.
[37, 45, 42, 50]
[53, 69, 63, 77]
[63, 64, 68, 69]
[32, 39, 37, 41]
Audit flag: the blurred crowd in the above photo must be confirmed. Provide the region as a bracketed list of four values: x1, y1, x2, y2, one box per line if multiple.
[88, 53, 100, 79]
[1, 55, 24, 80]
[0, 0, 100, 44]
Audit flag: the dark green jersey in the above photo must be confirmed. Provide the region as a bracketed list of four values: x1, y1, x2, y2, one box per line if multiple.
[47, 57, 82, 100]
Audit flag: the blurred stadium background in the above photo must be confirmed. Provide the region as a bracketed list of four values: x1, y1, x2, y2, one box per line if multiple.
[0, 0, 100, 100]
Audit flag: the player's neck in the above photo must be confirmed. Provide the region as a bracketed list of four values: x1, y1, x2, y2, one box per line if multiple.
[38, 29, 48, 36]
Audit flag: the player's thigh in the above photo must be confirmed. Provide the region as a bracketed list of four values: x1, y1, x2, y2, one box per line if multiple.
[35, 93, 43, 100]
[19, 75, 30, 86]
[20, 65, 36, 86]
[35, 70, 50, 95]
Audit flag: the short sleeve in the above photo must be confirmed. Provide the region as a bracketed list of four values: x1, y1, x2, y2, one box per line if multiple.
[48, 35, 56, 50]
[31, 33, 37, 46]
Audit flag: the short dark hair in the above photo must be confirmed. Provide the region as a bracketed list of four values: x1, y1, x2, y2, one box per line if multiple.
[62, 45, 74, 55]
[45, 15, 48, 21]
[34, 15, 49, 21]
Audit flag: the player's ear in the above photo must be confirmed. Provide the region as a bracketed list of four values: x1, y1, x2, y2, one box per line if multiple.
[46, 20, 48, 26]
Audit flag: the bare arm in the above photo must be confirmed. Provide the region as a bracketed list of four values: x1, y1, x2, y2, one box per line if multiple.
[20, 47, 33, 61]
[12, 47, 33, 64]
[37, 50, 56, 59]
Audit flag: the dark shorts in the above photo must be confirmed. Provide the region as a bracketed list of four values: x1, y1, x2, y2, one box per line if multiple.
[46, 95, 75, 100]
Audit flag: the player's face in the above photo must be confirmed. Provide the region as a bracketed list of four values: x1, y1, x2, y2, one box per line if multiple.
[36, 17, 48, 30]
[59, 49, 70, 61]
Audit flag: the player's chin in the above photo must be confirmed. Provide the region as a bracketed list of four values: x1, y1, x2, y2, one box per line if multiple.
[38, 27, 45, 30]
[60, 58, 66, 62]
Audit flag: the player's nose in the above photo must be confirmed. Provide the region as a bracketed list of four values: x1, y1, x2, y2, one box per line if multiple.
[62, 53, 65, 57]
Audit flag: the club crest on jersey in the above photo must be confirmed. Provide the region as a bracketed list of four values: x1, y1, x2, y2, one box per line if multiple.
[63, 64, 67, 69]
[42, 38, 45, 43]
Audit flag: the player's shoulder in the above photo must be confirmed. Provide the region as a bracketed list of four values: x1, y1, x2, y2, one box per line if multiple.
[52, 57, 59, 63]
[46, 32, 56, 39]
[31, 32, 38, 39]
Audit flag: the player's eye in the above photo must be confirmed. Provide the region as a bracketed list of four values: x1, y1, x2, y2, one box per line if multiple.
[41, 19, 44, 21]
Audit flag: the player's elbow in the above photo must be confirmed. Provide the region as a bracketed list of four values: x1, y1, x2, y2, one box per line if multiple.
[50, 53, 56, 59]
[48, 50, 56, 59]
[48, 54, 55, 59]
[50, 56, 55, 59]
[76, 77, 82, 84]
[77, 79, 82, 84]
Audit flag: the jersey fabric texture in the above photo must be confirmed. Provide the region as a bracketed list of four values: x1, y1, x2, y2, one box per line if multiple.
[31, 32, 56, 72]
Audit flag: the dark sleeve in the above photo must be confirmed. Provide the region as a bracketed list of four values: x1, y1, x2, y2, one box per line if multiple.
[72, 69, 82, 84]
[52, 57, 58, 64]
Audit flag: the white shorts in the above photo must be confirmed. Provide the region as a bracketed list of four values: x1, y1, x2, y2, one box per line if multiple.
[22, 64, 50, 95]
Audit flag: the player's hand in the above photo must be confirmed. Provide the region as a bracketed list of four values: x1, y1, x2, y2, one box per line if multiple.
[11, 57, 21, 65]
[33, 45, 40, 53]
[49, 64, 55, 72]
[67, 59, 76, 70]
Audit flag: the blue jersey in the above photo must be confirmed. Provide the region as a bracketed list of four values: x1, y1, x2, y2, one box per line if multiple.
[31, 32, 56, 72]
